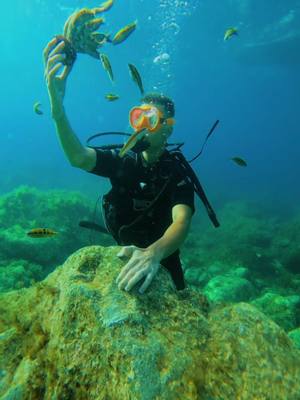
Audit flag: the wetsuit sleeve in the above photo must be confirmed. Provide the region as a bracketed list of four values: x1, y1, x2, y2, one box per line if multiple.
[87, 149, 122, 178]
[171, 178, 195, 215]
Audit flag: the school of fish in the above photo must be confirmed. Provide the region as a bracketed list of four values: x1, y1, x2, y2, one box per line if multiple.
[38, 2, 246, 172]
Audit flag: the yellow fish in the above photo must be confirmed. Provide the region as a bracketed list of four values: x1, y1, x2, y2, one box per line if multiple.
[224, 27, 238, 41]
[27, 228, 58, 238]
[128, 63, 144, 95]
[33, 102, 43, 115]
[119, 130, 146, 158]
[105, 93, 119, 101]
[100, 53, 114, 82]
[112, 20, 137, 45]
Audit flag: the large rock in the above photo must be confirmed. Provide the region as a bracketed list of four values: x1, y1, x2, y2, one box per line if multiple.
[204, 275, 255, 303]
[1, 246, 300, 400]
[251, 292, 300, 332]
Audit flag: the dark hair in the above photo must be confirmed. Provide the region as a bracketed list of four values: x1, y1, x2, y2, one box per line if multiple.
[141, 93, 175, 118]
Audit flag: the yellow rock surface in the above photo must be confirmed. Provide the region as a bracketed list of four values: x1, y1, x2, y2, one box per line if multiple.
[0, 246, 299, 399]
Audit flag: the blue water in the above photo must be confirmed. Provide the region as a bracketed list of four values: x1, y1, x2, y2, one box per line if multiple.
[1, 0, 299, 217]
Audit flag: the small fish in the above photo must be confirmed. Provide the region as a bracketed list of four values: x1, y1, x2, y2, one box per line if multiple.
[100, 53, 114, 82]
[112, 20, 137, 45]
[231, 157, 247, 167]
[27, 228, 58, 238]
[224, 27, 238, 41]
[119, 129, 146, 158]
[128, 63, 144, 95]
[105, 93, 119, 101]
[33, 102, 43, 115]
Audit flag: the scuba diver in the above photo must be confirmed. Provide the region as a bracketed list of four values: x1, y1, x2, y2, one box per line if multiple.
[44, 36, 219, 294]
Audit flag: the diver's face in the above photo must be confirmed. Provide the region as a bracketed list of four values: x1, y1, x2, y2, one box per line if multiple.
[144, 104, 173, 150]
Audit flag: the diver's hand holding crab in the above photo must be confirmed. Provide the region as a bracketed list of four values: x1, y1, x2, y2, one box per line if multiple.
[116, 245, 163, 294]
[43, 37, 73, 118]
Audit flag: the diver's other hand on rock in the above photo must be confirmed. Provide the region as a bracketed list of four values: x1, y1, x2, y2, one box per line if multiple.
[116, 246, 161, 294]
[43, 37, 72, 119]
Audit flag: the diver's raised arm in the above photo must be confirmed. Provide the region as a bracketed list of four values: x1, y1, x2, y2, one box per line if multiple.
[44, 37, 87, 167]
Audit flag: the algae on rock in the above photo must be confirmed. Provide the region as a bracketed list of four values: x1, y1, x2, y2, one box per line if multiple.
[0, 245, 300, 400]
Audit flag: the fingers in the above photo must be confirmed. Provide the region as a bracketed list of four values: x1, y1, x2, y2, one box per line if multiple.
[60, 65, 72, 80]
[43, 37, 61, 65]
[43, 37, 57, 64]
[124, 268, 148, 292]
[116, 251, 144, 285]
[116, 246, 155, 292]
[117, 261, 142, 289]
[138, 274, 154, 294]
[49, 40, 66, 58]
[46, 63, 63, 84]
[44, 39, 65, 69]
[116, 259, 136, 285]
[45, 53, 65, 76]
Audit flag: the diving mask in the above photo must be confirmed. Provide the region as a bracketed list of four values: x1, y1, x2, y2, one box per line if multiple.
[119, 104, 175, 158]
[129, 104, 175, 133]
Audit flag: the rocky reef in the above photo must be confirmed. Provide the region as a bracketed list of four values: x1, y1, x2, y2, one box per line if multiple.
[182, 201, 300, 338]
[1, 245, 300, 399]
[0, 186, 113, 293]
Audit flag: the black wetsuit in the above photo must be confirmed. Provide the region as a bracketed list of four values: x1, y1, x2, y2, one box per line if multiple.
[88, 148, 195, 290]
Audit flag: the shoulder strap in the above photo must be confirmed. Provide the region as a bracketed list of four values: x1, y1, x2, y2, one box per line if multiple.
[169, 150, 220, 228]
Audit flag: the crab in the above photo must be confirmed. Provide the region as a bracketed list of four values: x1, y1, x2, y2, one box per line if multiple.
[63, 0, 113, 59]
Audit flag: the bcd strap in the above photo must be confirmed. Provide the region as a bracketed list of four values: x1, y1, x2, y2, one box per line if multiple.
[170, 150, 220, 228]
